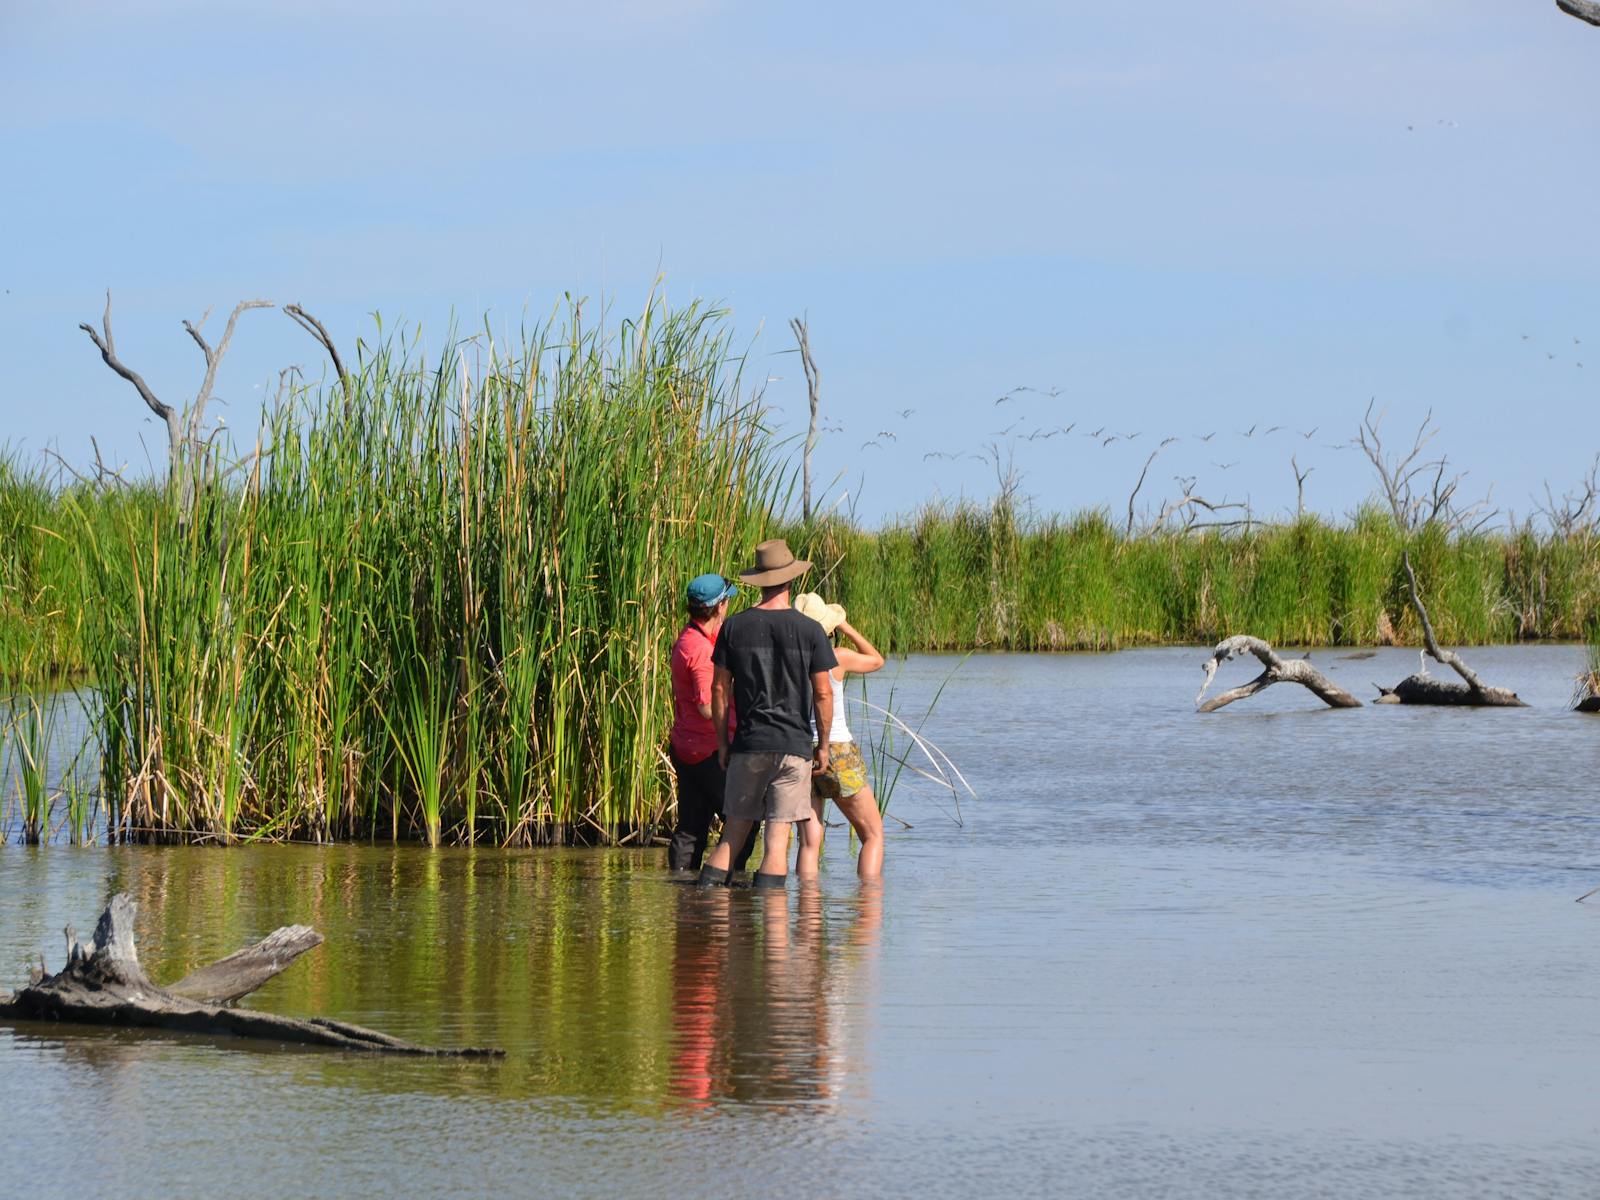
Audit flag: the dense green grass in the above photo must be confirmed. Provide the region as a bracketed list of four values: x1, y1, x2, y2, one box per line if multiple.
[7, 301, 783, 845]
[791, 502, 1600, 652]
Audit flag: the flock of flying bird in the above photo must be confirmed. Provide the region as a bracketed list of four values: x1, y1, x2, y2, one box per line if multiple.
[840, 328, 1588, 471]
[841, 386, 1344, 469]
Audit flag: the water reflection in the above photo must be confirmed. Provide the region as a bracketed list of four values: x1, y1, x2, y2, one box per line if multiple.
[669, 881, 880, 1110]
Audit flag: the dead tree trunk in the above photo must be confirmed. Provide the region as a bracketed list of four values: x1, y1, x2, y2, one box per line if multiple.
[1196, 636, 1362, 712]
[790, 316, 820, 522]
[1373, 553, 1528, 707]
[0, 895, 501, 1057]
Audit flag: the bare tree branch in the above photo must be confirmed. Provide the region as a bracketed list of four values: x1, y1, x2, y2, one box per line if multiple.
[1291, 454, 1313, 519]
[1558, 0, 1600, 27]
[284, 303, 349, 398]
[78, 290, 183, 467]
[187, 299, 272, 444]
[1126, 448, 1160, 535]
[1354, 400, 1496, 533]
[790, 316, 820, 522]
[1533, 453, 1600, 536]
[1148, 474, 1247, 534]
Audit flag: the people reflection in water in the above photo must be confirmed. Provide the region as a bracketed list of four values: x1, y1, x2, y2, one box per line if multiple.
[667, 883, 882, 1108]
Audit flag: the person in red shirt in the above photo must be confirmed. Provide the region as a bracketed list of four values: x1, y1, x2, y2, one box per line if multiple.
[669, 573, 756, 872]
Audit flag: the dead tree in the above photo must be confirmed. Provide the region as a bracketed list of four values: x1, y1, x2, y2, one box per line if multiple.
[1534, 453, 1600, 536]
[0, 894, 501, 1057]
[1354, 401, 1495, 533]
[1291, 454, 1313, 519]
[1196, 636, 1362, 712]
[1373, 553, 1528, 706]
[79, 291, 271, 500]
[1126, 448, 1162, 535]
[790, 316, 821, 522]
[1558, 0, 1600, 27]
[1150, 476, 1248, 533]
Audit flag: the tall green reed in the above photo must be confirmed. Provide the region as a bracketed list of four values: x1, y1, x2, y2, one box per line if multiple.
[67, 299, 783, 845]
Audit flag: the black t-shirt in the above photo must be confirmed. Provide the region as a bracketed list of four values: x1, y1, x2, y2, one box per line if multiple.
[712, 606, 839, 758]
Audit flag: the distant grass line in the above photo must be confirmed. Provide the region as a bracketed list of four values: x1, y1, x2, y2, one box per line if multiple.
[788, 502, 1600, 652]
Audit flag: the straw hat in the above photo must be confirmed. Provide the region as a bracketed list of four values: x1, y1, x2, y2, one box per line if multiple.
[794, 592, 846, 634]
[737, 538, 812, 587]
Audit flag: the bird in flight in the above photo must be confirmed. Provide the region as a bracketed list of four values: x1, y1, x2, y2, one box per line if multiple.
[860, 440, 882, 451]
[1160, 436, 1178, 447]
[898, 408, 916, 419]
[1239, 424, 1257, 438]
[1198, 431, 1216, 442]
[1088, 426, 1106, 438]
[1213, 461, 1238, 470]
[1300, 427, 1318, 439]
[1102, 435, 1119, 447]
[875, 430, 898, 440]
[1264, 425, 1283, 436]
[923, 451, 955, 460]
[992, 419, 1022, 436]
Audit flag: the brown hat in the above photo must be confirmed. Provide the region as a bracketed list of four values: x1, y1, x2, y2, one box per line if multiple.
[738, 538, 811, 587]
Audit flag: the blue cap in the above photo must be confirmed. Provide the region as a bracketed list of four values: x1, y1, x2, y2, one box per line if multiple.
[686, 573, 738, 607]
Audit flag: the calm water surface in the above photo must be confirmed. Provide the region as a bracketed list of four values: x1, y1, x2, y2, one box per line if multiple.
[4, 646, 1600, 1198]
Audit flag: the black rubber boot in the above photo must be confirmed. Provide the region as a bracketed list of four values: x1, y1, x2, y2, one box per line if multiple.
[752, 871, 788, 891]
[696, 865, 730, 890]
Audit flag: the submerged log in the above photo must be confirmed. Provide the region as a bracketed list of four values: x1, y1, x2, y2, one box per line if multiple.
[0, 895, 501, 1057]
[1196, 635, 1362, 713]
[1375, 554, 1527, 708]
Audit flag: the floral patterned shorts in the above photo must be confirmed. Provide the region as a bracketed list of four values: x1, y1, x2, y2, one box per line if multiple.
[812, 740, 868, 800]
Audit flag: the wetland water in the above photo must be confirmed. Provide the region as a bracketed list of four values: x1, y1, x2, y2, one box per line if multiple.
[4, 646, 1600, 1198]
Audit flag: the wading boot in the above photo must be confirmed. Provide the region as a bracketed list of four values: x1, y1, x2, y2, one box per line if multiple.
[696, 865, 730, 890]
[752, 872, 787, 890]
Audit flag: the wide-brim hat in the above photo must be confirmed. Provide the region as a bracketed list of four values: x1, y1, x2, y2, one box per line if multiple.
[794, 592, 846, 635]
[738, 538, 811, 587]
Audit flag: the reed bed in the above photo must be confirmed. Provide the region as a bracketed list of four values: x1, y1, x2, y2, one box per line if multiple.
[793, 503, 1600, 652]
[43, 301, 783, 845]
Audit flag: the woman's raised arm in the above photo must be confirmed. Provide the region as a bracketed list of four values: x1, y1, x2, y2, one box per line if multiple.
[833, 620, 885, 676]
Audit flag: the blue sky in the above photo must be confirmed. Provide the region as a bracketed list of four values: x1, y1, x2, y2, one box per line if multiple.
[3, 1, 1597, 525]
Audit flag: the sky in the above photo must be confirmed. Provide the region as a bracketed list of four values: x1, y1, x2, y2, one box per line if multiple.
[2, 1, 1598, 526]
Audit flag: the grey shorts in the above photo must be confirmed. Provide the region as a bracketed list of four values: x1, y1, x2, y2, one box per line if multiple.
[723, 752, 814, 823]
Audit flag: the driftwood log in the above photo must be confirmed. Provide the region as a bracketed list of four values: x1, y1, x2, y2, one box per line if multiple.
[1196, 636, 1362, 713]
[0, 895, 502, 1057]
[1373, 554, 1527, 707]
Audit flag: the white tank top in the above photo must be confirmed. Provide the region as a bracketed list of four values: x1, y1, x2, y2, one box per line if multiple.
[825, 668, 853, 744]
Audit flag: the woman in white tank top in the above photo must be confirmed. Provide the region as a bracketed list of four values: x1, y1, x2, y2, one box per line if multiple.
[793, 594, 887, 880]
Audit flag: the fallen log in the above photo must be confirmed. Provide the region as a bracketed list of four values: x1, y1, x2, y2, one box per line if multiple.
[165, 924, 324, 1005]
[1373, 554, 1527, 707]
[0, 895, 502, 1057]
[1196, 635, 1362, 713]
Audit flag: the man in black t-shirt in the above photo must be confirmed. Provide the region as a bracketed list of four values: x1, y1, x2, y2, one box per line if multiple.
[697, 539, 837, 890]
